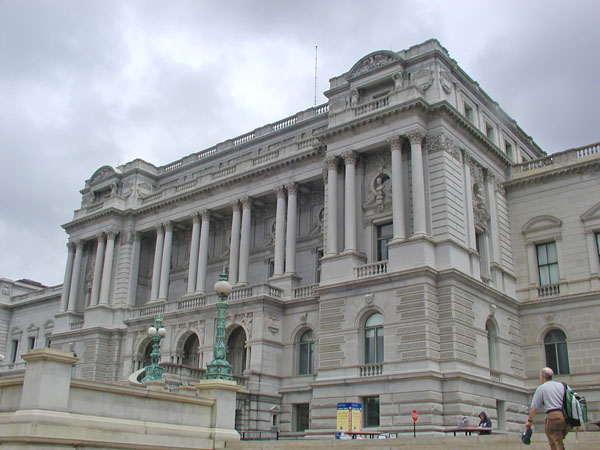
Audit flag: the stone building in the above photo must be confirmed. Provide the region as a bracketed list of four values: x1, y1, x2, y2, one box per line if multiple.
[1, 39, 599, 436]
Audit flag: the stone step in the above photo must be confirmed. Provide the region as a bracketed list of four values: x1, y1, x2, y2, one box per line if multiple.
[223, 431, 600, 450]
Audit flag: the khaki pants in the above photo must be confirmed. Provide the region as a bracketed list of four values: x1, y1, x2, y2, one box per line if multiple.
[544, 410, 569, 450]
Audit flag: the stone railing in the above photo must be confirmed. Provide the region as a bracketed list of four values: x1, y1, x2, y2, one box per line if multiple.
[359, 363, 383, 377]
[512, 141, 600, 175]
[70, 321, 83, 330]
[292, 284, 318, 299]
[229, 284, 283, 301]
[315, 104, 329, 115]
[354, 96, 389, 116]
[355, 260, 388, 279]
[197, 147, 217, 160]
[140, 191, 163, 204]
[537, 284, 560, 298]
[10, 284, 62, 304]
[178, 295, 207, 310]
[253, 150, 280, 166]
[212, 166, 236, 180]
[297, 137, 320, 151]
[138, 303, 165, 317]
[490, 369, 502, 382]
[164, 160, 184, 172]
[162, 362, 205, 381]
[175, 179, 198, 192]
[233, 132, 255, 147]
[272, 115, 297, 131]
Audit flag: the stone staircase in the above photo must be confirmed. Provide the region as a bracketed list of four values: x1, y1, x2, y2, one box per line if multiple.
[224, 431, 600, 450]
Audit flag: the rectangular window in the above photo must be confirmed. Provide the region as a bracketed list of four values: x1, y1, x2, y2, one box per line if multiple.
[485, 122, 495, 141]
[537, 242, 559, 286]
[268, 258, 275, 278]
[295, 404, 310, 432]
[376, 223, 393, 261]
[504, 140, 513, 160]
[363, 396, 380, 428]
[315, 248, 323, 283]
[27, 337, 35, 351]
[464, 103, 474, 122]
[10, 339, 19, 363]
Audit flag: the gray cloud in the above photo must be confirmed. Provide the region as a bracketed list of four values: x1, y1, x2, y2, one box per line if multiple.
[1, 0, 598, 285]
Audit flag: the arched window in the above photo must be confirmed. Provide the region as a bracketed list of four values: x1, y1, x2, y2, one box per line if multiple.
[486, 319, 498, 369]
[364, 313, 384, 364]
[298, 330, 314, 375]
[142, 341, 152, 368]
[544, 329, 570, 375]
[226, 327, 247, 376]
[182, 334, 199, 367]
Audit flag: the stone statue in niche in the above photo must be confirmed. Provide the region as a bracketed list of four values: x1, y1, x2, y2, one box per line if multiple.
[349, 88, 359, 107]
[472, 183, 490, 228]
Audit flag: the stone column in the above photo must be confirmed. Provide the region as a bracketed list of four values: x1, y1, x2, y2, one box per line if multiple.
[238, 197, 252, 285]
[89, 232, 105, 306]
[60, 242, 75, 312]
[67, 240, 84, 312]
[389, 136, 406, 240]
[99, 231, 117, 305]
[228, 201, 242, 285]
[325, 156, 339, 255]
[273, 186, 286, 276]
[159, 222, 173, 300]
[187, 213, 201, 293]
[150, 225, 164, 301]
[127, 232, 141, 306]
[196, 210, 211, 293]
[343, 151, 358, 252]
[408, 129, 427, 236]
[285, 183, 298, 273]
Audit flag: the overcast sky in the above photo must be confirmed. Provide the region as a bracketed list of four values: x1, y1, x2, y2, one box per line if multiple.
[1, 0, 599, 286]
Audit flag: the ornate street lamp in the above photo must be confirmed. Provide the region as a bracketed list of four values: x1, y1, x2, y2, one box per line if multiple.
[142, 315, 167, 382]
[203, 272, 234, 381]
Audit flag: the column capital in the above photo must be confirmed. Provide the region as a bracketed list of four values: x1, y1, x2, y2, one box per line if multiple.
[387, 135, 403, 151]
[106, 230, 118, 240]
[66, 242, 76, 251]
[201, 209, 211, 221]
[274, 185, 286, 198]
[95, 231, 105, 240]
[285, 182, 297, 196]
[163, 221, 174, 232]
[155, 224, 164, 233]
[75, 239, 85, 249]
[240, 196, 252, 209]
[191, 212, 201, 224]
[325, 155, 339, 170]
[342, 150, 358, 166]
[406, 128, 426, 145]
[230, 199, 241, 212]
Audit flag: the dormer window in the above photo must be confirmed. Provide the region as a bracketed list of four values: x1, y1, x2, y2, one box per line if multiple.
[464, 103, 474, 122]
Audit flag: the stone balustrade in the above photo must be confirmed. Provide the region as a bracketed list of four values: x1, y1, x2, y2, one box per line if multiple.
[512, 141, 600, 175]
[537, 283, 560, 298]
[359, 363, 383, 377]
[354, 96, 389, 116]
[292, 284, 318, 299]
[354, 260, 388, 279]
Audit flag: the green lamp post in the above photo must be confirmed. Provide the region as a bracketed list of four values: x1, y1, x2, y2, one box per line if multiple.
[142, 315, 167, 382]
[203, 272, 234, 381]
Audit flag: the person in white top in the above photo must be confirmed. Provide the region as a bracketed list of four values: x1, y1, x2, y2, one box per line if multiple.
[526, 367, 570, 450]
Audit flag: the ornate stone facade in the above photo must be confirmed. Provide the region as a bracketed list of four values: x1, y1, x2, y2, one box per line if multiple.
[1, 39, 599, 437]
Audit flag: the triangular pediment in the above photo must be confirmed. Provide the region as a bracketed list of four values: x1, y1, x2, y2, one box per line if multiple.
[581, 201, 600, 222]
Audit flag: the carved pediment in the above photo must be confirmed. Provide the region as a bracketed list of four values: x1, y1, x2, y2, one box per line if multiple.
[522, 215, 562, 234]
[347, 51, 400, 80]
[89, 165, 121, 186]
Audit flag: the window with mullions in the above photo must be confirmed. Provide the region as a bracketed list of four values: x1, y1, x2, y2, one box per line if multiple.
[298, 330, 314, 375]
[364, 313, 384, 364]
[376, 223, 393, 261]
[363, 396, 380, 427]
[536, 242, 559, 286]
[295, 404, 310, 432]
[544, 329, 570, 375]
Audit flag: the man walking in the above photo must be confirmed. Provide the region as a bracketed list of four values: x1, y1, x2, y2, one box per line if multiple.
[526, 367, 569, 450]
